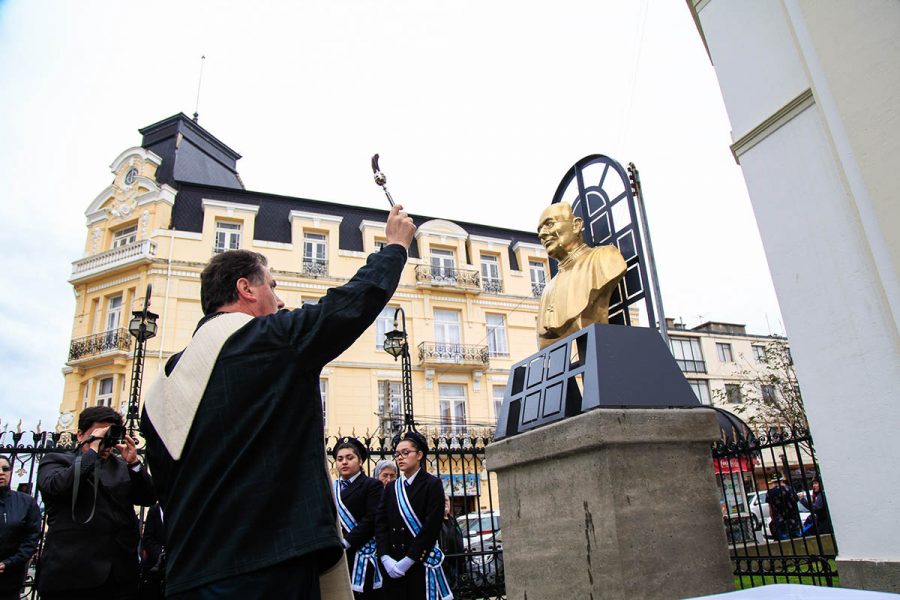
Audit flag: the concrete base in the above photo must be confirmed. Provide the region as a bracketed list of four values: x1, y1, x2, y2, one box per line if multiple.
[838, 559, 900, 593]
[486, 408, 734, 600]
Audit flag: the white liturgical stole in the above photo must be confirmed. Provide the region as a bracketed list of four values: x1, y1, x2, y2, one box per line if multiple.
[144, 312, 253, 460]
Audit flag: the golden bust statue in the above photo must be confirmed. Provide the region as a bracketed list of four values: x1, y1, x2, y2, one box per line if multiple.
[536, 202, 627, 349]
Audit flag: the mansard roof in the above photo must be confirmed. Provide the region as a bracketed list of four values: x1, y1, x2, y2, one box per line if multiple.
[170, 183, 540, 267]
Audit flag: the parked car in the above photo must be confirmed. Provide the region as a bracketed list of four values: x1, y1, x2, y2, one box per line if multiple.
[456, 511, 500, 549]
[747, 490, 811, 536]
[467, 528, 503, 587]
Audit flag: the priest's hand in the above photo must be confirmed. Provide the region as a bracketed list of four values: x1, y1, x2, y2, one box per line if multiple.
[385, 204, 416, 250]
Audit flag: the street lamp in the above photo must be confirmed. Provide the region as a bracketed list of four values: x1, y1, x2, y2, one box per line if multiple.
[126, 283, 159, 437]
[383, 307, 415, 432]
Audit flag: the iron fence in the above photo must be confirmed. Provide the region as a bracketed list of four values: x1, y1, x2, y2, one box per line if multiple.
[0, 429, 504, 599]
[712, 426, 838, 588]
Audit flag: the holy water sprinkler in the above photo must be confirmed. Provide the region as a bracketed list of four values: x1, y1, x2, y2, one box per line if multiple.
[371, 154, 395, 207]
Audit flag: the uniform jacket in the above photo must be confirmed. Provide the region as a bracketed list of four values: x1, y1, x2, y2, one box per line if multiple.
[375, 469, 445, 563]
[0, 488, 41, 592]
[141, 244, 407, 595]
[339, 474, 383, 554]
[37, 450, 155, 593]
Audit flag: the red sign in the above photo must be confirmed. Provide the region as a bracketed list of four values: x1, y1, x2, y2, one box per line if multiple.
[714, 455, 754, 474]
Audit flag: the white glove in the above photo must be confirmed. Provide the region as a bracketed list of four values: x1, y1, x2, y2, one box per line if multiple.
[393, 556, 415, 577]
[381, 555, 398, 577]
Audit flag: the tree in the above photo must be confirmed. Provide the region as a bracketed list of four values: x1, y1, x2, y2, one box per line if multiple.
[713, 339, 809, 436]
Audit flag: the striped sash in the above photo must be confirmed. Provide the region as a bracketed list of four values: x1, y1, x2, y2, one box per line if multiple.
[395, 479, 454, 600]
[333, 480, 382, 592]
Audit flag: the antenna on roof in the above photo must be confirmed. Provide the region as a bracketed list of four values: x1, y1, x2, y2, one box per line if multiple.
[193, 55, 206, 122]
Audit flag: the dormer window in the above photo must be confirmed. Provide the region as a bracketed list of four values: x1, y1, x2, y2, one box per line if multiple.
[215, 221, 242, 254]
[303, 232, 328, 276]
[112, 225, 137, 249]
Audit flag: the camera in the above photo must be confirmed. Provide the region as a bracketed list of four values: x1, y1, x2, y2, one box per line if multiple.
[101, 424, 127, 447]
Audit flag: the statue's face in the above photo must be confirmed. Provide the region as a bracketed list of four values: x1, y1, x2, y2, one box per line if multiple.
[537, 203, 583, 260]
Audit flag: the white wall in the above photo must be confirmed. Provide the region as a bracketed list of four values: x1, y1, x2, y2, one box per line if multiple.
[696, 0, 900, 563]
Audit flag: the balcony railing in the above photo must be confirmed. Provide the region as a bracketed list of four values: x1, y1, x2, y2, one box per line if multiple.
[415, 265, 481, 290]
[531, 282, 546, 297]
[675, 358, 707, 373]
[302, 259, 329, 277]
[68, 328, 132, 361]
[70, 239, 157, 282]
[482, 278, 503, 294]
[418, 342, 489, 366]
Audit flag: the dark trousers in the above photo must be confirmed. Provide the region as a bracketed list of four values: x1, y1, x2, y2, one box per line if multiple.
[168, 556, 320, 600]
[41, 577, 138, 600]
[381, 562, 426, 600]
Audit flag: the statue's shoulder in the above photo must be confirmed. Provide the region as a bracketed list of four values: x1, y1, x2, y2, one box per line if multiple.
[586, 244, 627, 275]
[587, 244, 626, 261]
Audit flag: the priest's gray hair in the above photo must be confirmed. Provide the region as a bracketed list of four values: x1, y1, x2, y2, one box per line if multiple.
[201, 250, 269, 315]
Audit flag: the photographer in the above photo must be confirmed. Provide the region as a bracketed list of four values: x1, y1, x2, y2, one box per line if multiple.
[37, 406, 156, 599]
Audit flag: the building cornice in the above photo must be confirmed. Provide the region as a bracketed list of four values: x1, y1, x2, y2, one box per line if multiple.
[201, 198, 259, 215]
[730, 89, 815, 162]
[289, 210, 343, 226]
[359, 220, 387, 232]
[469, 235, 512, 248]
[512, 241, 546, 255]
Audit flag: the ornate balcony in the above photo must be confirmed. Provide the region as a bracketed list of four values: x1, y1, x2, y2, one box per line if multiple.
[302, 259, 329, 278]
[531, 282, 546, 297]
[418, 342, 489, 367]
[482, 278, 503, 294]
[415, 265, 481, 291]
[70, 239, 157, 283]
[68, 329, 132, 361]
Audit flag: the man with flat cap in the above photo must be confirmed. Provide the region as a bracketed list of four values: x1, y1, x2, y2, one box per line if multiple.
[332, 436, 384, 599]
[141, 204, 416, 599]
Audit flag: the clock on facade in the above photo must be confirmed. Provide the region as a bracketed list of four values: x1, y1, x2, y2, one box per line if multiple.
[124, 167, 138, 186]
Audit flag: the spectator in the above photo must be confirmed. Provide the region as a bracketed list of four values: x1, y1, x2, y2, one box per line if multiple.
[141, 204, 415, 598]
[767, 472, 801, 541]
[139, 503, 165, 600]
[374, 460, 398, 487]
[0, 456, 41, 600]
[800, 478, 832, 535]
[37, 406, 156, 599]
[333, 436, 383, 599]
[376, 431, 453, 600]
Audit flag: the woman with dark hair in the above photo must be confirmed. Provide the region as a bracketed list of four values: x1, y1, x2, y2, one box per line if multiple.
[375, 432, 453, 600]
[800, 478, 832, 535]
[0, 456, 41, 600]
[333, 436, 384, 599]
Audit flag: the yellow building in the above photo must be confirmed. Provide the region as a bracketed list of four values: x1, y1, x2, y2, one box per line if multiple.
[59, 114, 549, 442]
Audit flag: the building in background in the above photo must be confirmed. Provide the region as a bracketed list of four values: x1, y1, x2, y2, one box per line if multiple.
[687, 1, 900, 590]
[60, 113, 548, 442]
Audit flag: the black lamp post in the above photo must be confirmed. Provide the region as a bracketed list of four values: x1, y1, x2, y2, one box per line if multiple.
[126, 283, 159, 436]
[383, 307, 415, 432]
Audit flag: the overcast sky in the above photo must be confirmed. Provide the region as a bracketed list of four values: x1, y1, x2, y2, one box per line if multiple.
[0, 0, 784, 431]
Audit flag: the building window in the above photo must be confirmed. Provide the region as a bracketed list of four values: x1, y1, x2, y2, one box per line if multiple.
[378, 380, 402, 436]
[761, 384, 777, 405]
[434, 309, 462, 348]
[430, 248, 457, 283]
[374, 239, 387, 252]
[752, 345, 767, 363]
[716, 342, 733, 362]
[376, 306, 396, 349]
[106, 296, 122, 343]
[725, 384, 742, 404]
[688, 380, 711, 405]
[493, 386, 506, 419]
[111, 225, 137, 248]
[303, 232, 328, 276]
[670, 337, 706, 373]
[439, 383, 467, 436]
[481, 254, 502, 293]
[486, 314, 509, 357]
[529, 260, 547, 296]
[302, 298, 319, 306]
[96, 377, 114, 407]
[215, 221, 241, 253]
[320, 379, 328, 429]
[82, 382, 91, 411]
